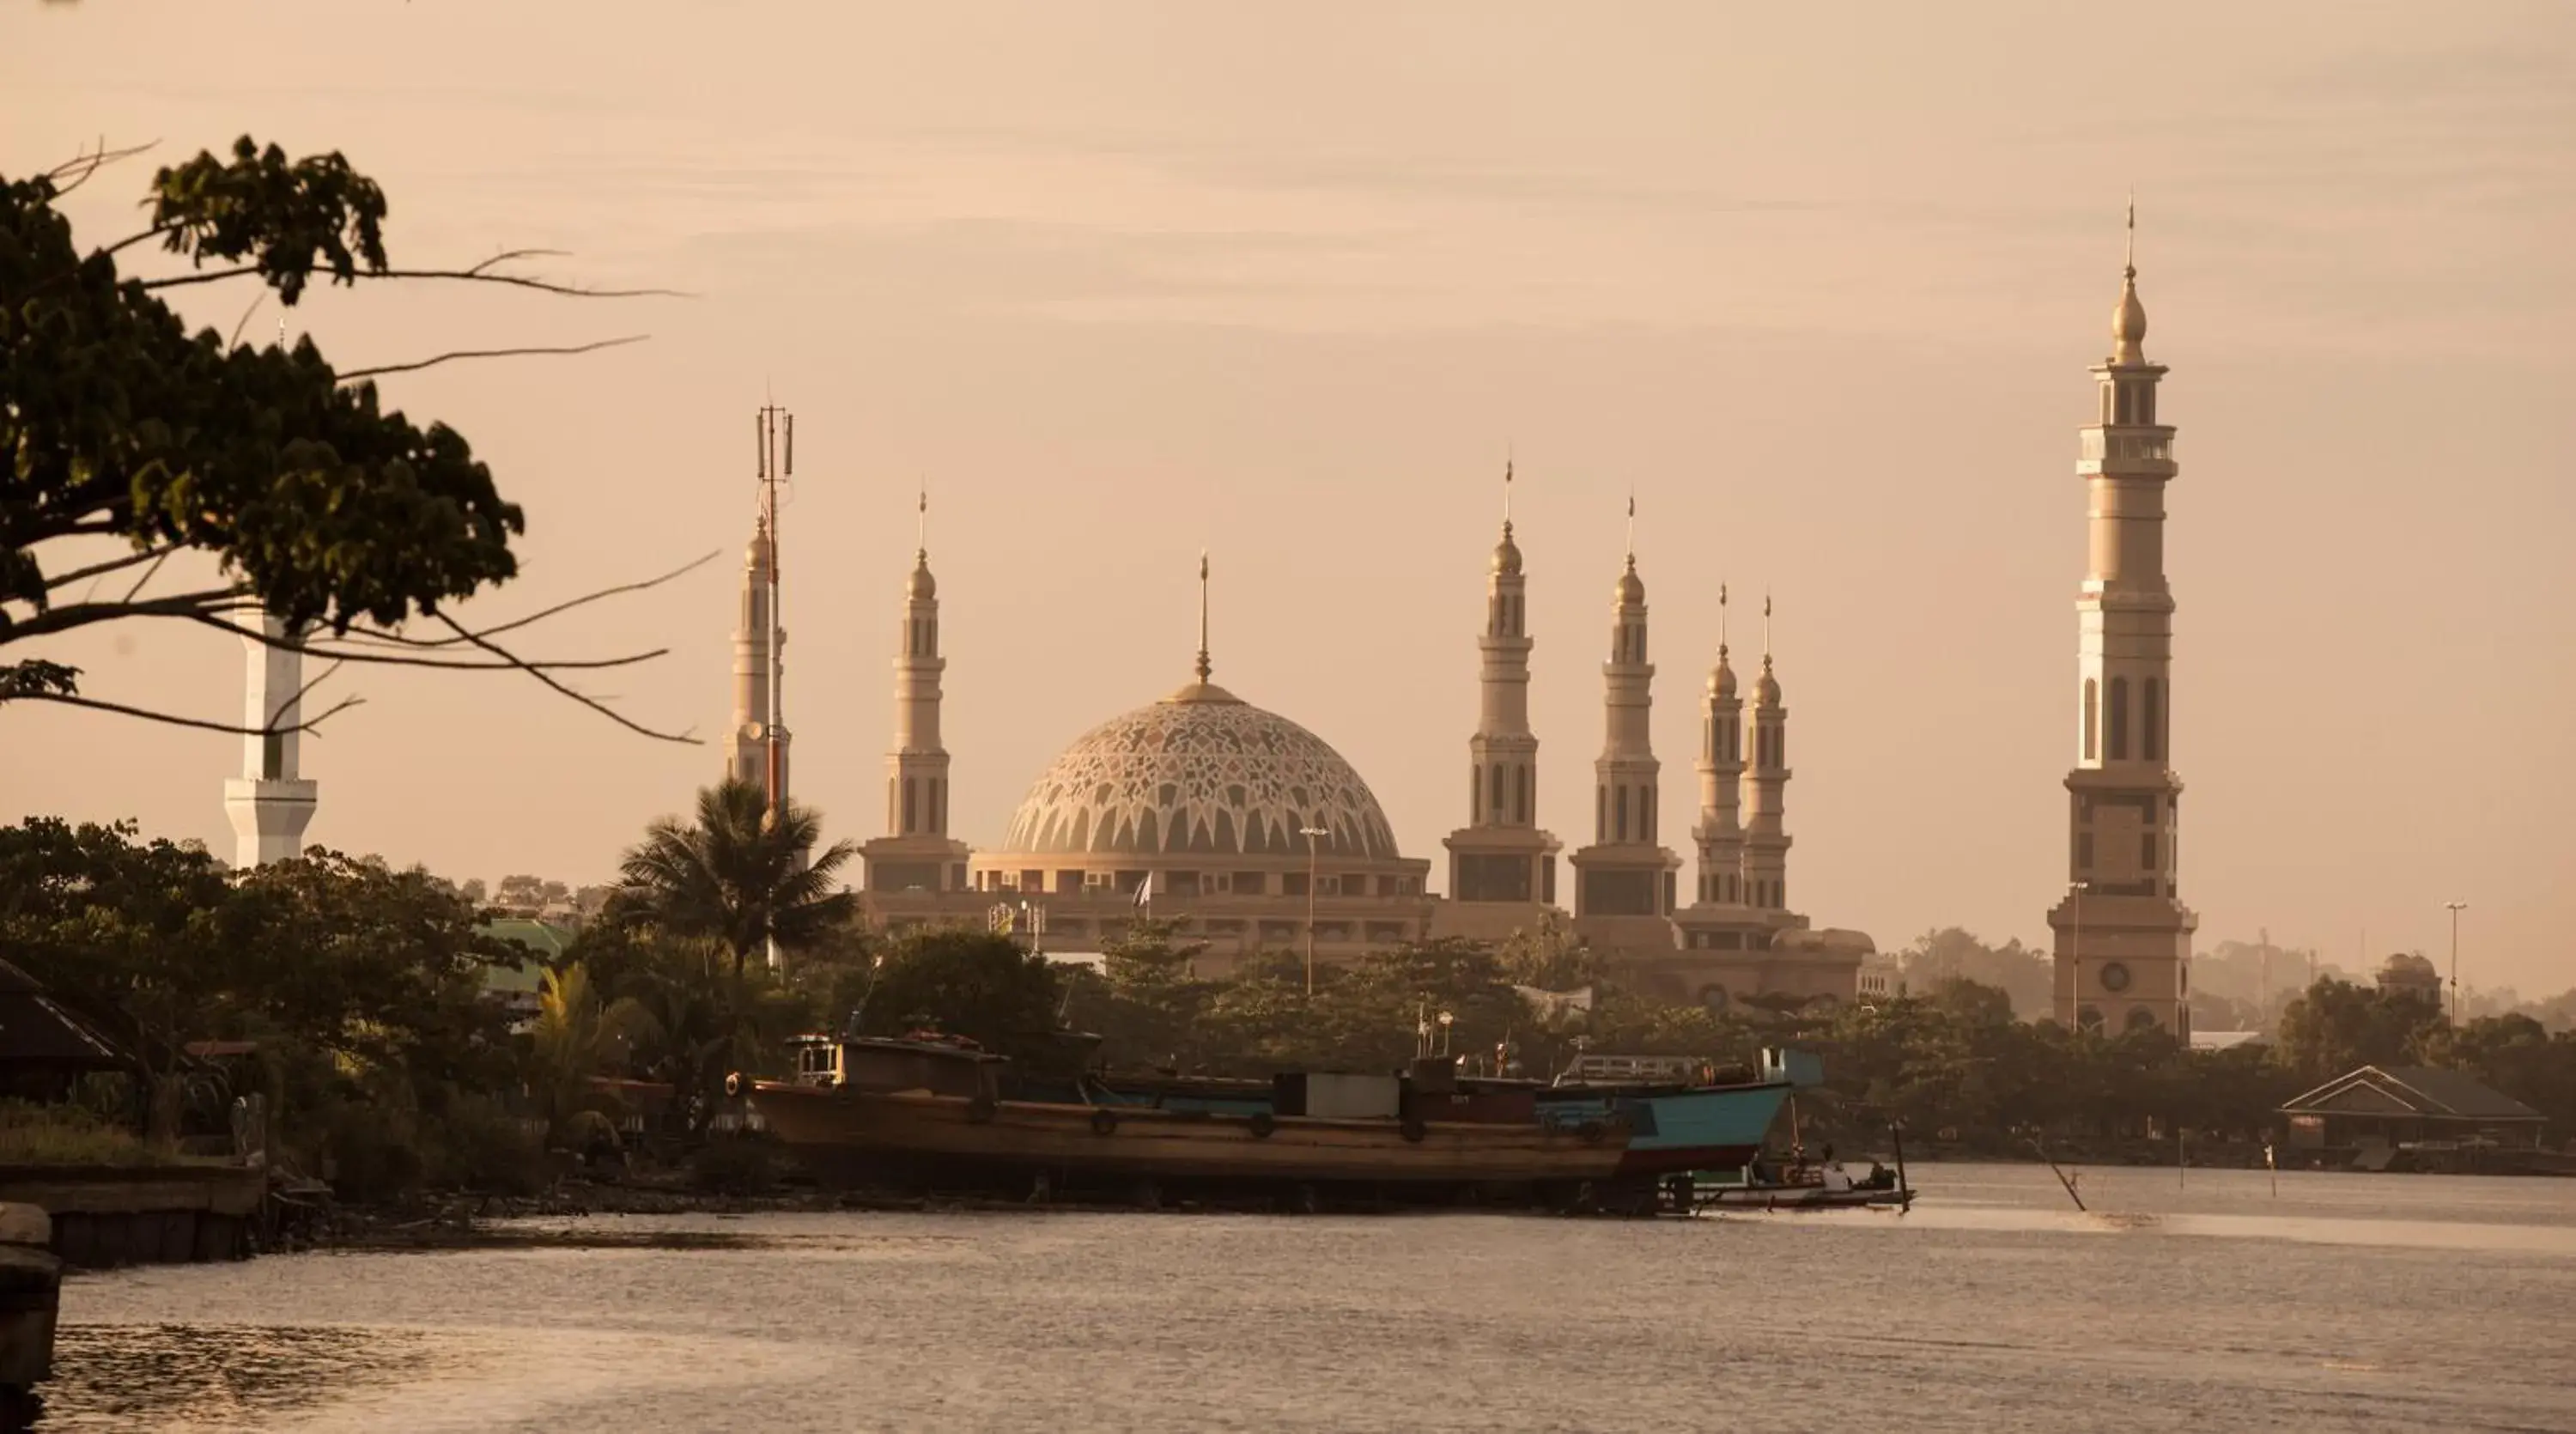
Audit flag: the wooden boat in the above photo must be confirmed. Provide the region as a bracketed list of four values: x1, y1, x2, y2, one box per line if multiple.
[748, 1036, 1633, 1202]
[1074, 1049, 1808, 1183]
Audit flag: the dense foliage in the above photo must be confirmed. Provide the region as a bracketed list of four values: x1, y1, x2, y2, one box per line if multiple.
[8, 804, 2572, 1202]
[611, 779, 859, 975]
[0, 817, 527, 1194]
[3, 140, 520, 687]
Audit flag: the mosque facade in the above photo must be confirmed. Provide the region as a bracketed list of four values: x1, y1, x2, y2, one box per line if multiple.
[720, 466, 1870, 1010]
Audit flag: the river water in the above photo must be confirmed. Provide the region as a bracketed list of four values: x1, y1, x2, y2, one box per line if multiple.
[37, 1164, 2576, 1432]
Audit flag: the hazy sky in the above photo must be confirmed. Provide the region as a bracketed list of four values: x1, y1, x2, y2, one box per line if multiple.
[7, 3, 2572, 991]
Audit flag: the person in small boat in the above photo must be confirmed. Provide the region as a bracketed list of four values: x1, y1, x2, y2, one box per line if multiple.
[1820, 1161, 1855, 1194]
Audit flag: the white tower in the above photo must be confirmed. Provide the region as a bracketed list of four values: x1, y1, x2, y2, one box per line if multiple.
[1568, 498, 1680, 951]
[1690, 586, 1747, 908]
[1740, 596, 1792, 912]
[860, 490, 973, 896]
[222, 610, 318, 867]
[1436, 462, 1563, 938]
[2047, 205, 2196, 1037]
[723, 515, 788, 798]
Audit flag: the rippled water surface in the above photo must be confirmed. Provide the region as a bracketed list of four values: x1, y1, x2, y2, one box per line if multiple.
[39, 1164, 2576, 1431]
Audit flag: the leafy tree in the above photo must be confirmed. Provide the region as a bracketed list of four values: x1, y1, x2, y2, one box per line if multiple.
[1497, 912, 1597, 991]
[1899, 927, 2052, 1019]
[860, 929, 1063, 1064]
[1923, 976, 2016, 1029]
[0, 816, 234, 1131]
[2275, 978, 2443, 1084]
[0, 817, 517, 1155]
[3, 137, 683, 738]
[526, 962, 653, 1143]
[613, 778, 858, 975]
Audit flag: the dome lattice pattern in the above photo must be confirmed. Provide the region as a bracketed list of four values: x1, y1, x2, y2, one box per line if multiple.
[999, 689, 1400, 860]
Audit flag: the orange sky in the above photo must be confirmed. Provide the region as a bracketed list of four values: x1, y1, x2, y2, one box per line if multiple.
[6, 2, 2571, 991]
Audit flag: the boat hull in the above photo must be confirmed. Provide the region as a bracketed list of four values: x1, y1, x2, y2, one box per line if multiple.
[753, 1084, 1630, 1197]
[1534, 1082, 1795, 1178]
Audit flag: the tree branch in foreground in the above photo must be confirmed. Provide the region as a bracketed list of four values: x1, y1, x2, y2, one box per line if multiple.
[8, 687, 366, 738]
[141, 263, 688, 301]
[320, 551, 716, 650]
[189, 611, 671, 673]
[46, 137, 159, 200]
[337, 334, 648, 382]
[431, 610, 697, 745]
[40, 544, 185, 594]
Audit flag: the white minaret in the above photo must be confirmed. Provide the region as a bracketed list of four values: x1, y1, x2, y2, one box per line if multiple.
[723, 514, 786, 794]
[860, 489, 974, 897]
[888, 490, 951, 842]
[1437, 462, 1562, 929]
[1568, 497, 1680, 950]
[222, 609, 318, 867]
[1690, 586, 1747, 907]
[1739, 595, 1791, 911]
[2047, 204, 2196, 1037]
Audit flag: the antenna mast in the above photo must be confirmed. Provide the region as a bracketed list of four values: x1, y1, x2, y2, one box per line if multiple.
[756, 403, 794, 972]
[756, 404, 793, 829]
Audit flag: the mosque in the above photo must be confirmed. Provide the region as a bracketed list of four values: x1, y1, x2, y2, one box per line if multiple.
[205, 216, 2186, 1028]
[725, 483, 1874, 1011]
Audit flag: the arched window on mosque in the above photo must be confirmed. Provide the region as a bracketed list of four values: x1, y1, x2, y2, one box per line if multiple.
[1614, 786, 1630, 842]
[1490, 763, 1506, 819]
[902, 779, 918, 834]
[2142, 678, 2163, 762]
[2107, 678, 2130, 761]
[2083, 678, 2099, 762]
[1514, 765, 1530, 824]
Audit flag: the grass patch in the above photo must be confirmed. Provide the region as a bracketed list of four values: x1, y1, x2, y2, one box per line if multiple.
[0, 1100, 173, 1167]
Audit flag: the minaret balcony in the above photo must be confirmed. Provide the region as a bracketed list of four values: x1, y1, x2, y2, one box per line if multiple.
[2078, 428, 2176, 476]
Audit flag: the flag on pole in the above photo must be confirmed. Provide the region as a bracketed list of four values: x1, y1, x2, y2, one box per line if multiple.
[1133, 876, 1152, 910]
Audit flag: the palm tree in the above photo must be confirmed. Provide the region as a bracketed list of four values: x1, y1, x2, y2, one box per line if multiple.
[616, 778, 859, 975]
[529, 962, 656, 1144]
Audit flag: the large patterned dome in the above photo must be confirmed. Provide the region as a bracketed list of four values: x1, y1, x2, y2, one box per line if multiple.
[999, 682, 1401, 860]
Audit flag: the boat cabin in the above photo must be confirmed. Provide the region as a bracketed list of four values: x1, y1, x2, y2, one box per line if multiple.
[788, 1033, 1005, 1098]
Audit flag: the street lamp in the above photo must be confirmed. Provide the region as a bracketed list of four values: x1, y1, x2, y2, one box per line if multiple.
[2068, 879, 2093, 1034]
[2444, 900, 2468, 1024]
[1299, 825, 1329, 998]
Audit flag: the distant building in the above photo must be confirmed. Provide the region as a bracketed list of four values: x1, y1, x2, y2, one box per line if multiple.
[481, 917, 572, 1031]
[0, 958, 128, 1102]
[2280, 1065, 2545, 1167]
[2372, 952, 2443, 1006]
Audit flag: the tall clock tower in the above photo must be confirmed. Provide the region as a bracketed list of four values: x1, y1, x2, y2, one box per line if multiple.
[2047, 209, 2196, 1037]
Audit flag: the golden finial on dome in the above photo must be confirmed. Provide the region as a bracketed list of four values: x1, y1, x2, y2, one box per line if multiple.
[1492, 455, 1524, 575]
[905, 484, 937, 599]
[1195, 549, 1212, 684]
[2112, 193, 2148, 364]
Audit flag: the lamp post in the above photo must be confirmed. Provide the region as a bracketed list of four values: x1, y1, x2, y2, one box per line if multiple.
[2069, 879, 2093, 1034]
[1299, 825, 1328, 998]
[2444, 900, 2468, 1024]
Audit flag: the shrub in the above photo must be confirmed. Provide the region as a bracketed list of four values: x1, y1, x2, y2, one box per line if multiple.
[426, 1094, 547, 1196]
[0, 1100, 167, 1167]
